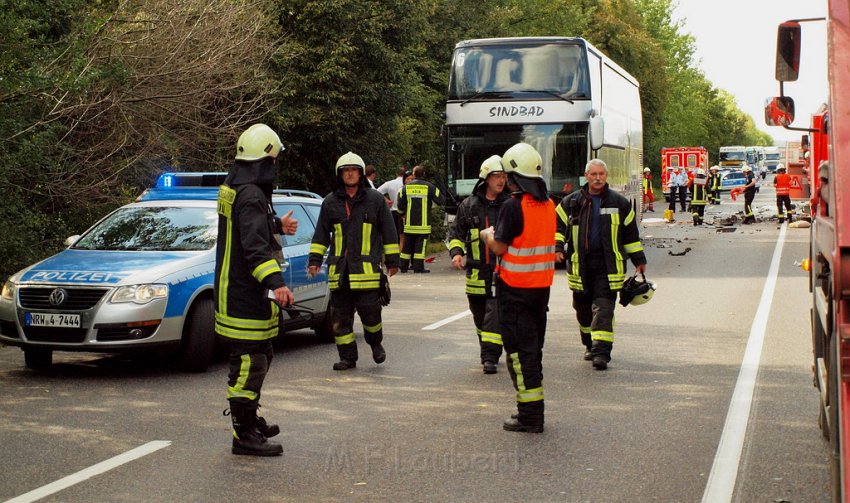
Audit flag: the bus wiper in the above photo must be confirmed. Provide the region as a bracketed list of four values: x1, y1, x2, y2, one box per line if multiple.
[518, 89, 576, 104]
[459, 91, 511, 107]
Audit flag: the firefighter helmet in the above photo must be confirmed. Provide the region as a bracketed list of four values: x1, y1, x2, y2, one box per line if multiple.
[335, 152, 366, 175]
[502, 143, 543, 179]
[619, 272, 656, 307]
[235, 124, 284, 161]
[710, 165, 720, 171]
[742, 165, 752, 172]
[643, 167, 651, 173]
[479, 155, 504, 179]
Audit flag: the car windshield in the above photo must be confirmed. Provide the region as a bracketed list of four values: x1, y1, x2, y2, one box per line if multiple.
[73, 206, 217, 251]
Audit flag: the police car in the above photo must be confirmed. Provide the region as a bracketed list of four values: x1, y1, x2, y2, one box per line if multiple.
[0, 173, 330, 372]
[719, 170, 747, 191]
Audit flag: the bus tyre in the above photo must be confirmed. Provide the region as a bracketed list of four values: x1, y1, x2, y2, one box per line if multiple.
[179, 298, 215, 373]
[24, 348, 52, 370]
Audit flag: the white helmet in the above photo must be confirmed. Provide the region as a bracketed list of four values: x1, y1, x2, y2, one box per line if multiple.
[235, 124, 284, 161]
[643, 167, 651, 173]
[479, 155, 505, 179]
[742, 165, 752, 172]
[619, 273, 656, 306]
[335, 152, 366, 175]
[502, 143, 543, 179]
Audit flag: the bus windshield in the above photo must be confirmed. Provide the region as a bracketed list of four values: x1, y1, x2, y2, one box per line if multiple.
[448, 43, 590, 100]
[447, 123, 589, 202]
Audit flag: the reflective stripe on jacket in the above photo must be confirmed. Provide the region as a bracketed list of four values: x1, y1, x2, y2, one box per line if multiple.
[448, 185, 508, 296]
[215, 183, 283, 341]
[497, 194, 556, 289]
[555, 183, 647, 292]
[774, 173, 791, 196]
[309, 185, 399, 291]
[398, 179, 444, 234]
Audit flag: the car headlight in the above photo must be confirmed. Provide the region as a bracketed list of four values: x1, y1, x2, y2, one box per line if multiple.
[1, 281, 16, 301]
[110, 284, 168, 304]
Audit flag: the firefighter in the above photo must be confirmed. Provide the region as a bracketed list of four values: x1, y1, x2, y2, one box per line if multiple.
[774, 165, 793, 224]
[397, 165, 445, 273]
[215, 123, 298, 456]
[480, 142, 555, 433]
[448, 155, 509, 374]
[642, 167, 655, 212]
[689, 168, 708, 225]
[741, 165, 757, 224]
[708, 165, 722, 205]
[556, 159, 647, 370]
[308, 152, 400, 371]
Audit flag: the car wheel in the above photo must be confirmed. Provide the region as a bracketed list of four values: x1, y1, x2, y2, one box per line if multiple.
[24, 348, 52, 370]
[179, 298, 215, 373]
[313, 311, 335, 344]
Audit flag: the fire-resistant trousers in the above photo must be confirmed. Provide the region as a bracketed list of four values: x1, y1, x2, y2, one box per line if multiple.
[498, 279, 549, 427]
[330, 286, 383, 363]
[744, 190, 756, 219]
[468, 295, 503, 364]
[226, 339, 274, 405]
[572, 255, 618, 357]
[776, 195, 793, 222]
[400, 233, 428, 272]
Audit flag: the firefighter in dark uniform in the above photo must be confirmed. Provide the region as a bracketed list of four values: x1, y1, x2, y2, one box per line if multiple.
[708, 165, 722, 205]
[398, 165, 445, 273]
[689, 168, 708, 225]
[215, 123, 298, 456]
[481, 143, 555, 433]
[448, 155, 509, 374]
[741, 165, 757, 224]
[308, 152, 400, 370]
[556, 159, 647, 370]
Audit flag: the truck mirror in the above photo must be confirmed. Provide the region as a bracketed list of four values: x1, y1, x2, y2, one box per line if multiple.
[764, 96, 795, 126]
[589, 116, 604, 151]
[775, 21, 801, 82]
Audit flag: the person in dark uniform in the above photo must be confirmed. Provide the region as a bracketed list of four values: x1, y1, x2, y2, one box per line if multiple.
[481, 143, 555, 433]
[448, 155, 509, 374]
[555, 159, 647, 370]
[308, 152, 400, 371]
[741, 166, 757, 224]
[215, 123, 298, 456]
[398, 165, 444, 273]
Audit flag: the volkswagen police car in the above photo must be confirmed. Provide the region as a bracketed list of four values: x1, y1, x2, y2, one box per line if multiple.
[0, 173, 330, 372]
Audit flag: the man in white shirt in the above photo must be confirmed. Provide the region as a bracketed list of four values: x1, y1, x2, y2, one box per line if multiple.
[377, 167, 406, 240]
[667, 168, 688, 213]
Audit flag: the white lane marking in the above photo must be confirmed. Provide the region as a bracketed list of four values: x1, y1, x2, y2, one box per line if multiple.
[701, 224, 787, 503]
[5, 440, 171, 503]
[422, 310, 471, 331]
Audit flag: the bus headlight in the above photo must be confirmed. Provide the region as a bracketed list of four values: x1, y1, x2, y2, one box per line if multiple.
[110, 284, 168, 304]
[1, 281, 16, 301]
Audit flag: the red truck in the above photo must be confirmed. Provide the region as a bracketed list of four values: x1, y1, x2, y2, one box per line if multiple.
[765, 3, 850, 500]
[660, 147, 708, 201]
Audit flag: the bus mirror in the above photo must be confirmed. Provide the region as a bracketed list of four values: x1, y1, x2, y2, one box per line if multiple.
[775, 21, 801, 82]
[764, 96, 795, 126]
[589, 116, 604, 151]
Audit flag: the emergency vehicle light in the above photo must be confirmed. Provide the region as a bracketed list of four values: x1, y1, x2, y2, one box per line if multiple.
[155, 172, 228, 189]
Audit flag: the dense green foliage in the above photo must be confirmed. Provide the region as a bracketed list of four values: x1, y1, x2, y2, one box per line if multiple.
[0, 0, 774, 279]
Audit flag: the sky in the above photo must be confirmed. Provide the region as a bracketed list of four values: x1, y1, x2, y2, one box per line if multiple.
[671, 0, 829, 145]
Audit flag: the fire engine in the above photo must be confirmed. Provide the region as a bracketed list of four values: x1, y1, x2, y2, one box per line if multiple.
[660, 147, 707, 201]
[765, 4, 849, 501]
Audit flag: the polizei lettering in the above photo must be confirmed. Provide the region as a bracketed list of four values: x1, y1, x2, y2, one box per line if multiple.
[489, 106, 545, 118]
[27, 270, 126, 283]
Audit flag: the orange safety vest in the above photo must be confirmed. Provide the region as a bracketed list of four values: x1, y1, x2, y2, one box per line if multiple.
[775, 173, 791, 196]
[498, 194, 556, 288]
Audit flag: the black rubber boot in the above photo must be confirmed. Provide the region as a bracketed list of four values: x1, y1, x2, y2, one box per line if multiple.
[591, 341, 613, 371]
[255, 405, 280, 438]
[229, 402, 282, 456]
[333, 359, 356, 370]
[371, 343, 386, 364]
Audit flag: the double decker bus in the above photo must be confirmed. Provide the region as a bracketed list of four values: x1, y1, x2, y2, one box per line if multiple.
[444, 37, 643, 213]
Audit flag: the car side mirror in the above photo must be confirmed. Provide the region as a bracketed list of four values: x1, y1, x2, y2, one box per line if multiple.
[64, 235, 81, 247]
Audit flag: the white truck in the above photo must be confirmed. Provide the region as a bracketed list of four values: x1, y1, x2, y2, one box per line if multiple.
[718, 145, 747, 170]
[763, 146, 782, 172]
